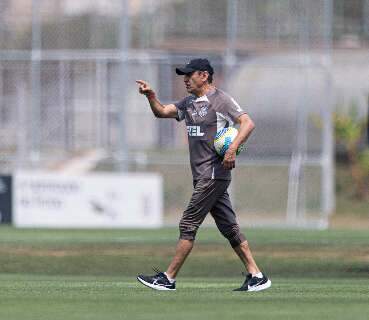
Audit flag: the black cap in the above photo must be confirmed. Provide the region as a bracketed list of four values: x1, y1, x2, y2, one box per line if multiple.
[176, 58, 214, 76]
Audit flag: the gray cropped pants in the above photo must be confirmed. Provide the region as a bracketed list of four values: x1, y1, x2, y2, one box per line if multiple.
[179, 179, 246, 248]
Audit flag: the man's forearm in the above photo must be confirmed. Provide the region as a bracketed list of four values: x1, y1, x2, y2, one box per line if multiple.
[146, 93, 166, 118]
[230, 119, 255, 151]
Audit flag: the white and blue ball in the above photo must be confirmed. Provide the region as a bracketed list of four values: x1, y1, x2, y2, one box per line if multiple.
[214, 127, 244, 157]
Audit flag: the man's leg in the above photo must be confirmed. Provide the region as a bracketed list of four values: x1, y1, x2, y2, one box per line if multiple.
[210, 188, 271, 291]
[233, 240, 260, 275]
[137, 179, 226, 290]
[165, 239, 193, 279]
[169, 179, 230, 277]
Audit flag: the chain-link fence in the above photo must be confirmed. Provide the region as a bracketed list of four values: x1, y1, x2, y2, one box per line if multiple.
[1, 0, 368, 227]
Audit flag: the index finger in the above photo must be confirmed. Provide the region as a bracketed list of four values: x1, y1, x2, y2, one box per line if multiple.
[135, 80, 147, 86]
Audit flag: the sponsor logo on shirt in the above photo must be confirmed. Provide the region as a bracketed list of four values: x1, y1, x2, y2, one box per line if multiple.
[187, 126, 205, 137]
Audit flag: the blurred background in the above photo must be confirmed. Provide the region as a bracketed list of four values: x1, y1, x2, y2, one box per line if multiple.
[0, 0, 368, 229]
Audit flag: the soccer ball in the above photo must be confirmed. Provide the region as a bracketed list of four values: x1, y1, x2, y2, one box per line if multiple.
[214, 127, 244, 157]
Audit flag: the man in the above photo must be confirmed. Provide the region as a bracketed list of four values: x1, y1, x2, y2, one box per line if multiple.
[135, 58, 271, 292]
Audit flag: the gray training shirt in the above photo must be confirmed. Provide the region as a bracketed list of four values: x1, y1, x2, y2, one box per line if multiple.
[175, 88, 247, 181]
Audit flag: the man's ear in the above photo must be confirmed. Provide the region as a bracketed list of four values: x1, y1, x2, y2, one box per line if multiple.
[202, 71, 209, 83]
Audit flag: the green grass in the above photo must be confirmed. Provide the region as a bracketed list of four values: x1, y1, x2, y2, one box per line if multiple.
[0, 227, 368, 319]
[1, 275, 369, 320]
[0, 227, 368, 277]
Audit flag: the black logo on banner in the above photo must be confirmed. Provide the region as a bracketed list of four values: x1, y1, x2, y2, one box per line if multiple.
[0, 176, 12, 223]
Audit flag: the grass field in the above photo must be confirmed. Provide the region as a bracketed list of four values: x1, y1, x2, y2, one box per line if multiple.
[1, 227, 368, 319]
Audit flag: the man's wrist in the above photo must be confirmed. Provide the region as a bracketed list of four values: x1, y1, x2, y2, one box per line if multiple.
[146, 91, 156, 100]
[228, 144, 238, 153]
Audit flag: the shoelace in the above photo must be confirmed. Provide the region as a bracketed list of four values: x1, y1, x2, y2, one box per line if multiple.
[242, 272, 252, 278]
[152, 267, 166, 279]
[152, 267, 162, 274]
[240, 272, 252, 286]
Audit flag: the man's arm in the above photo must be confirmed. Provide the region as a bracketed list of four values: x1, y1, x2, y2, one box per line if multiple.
[222, 113, 255, 170]
[136, 80, 178, 118]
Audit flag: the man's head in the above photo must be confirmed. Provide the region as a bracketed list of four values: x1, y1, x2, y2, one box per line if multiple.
[176, 58, 214, 95]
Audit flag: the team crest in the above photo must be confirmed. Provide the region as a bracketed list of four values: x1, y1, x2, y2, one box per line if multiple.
[198, 105, 209, 117]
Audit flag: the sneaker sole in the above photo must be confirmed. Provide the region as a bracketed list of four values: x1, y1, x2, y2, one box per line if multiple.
[137, 277, 176, 291]
[248, 279, 272, 292]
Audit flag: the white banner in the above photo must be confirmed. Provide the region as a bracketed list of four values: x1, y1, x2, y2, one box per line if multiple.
[13, 171, 163, 228]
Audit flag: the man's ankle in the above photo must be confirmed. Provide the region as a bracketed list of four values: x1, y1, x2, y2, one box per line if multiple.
[164, 272, 176, 283]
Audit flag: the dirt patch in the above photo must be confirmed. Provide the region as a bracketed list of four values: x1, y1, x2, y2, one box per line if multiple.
[1, 243, 368, 263]
[0, 245, 176, 258]
[191, 244, 369, 262]
[329, 215, 369, 229]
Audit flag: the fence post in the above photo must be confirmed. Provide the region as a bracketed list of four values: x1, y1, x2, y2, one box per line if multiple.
[225, 0, 238, 205]
[321, 0, 335, 218]
[118, 0, 131, 171]
[30, 0, 42, 164]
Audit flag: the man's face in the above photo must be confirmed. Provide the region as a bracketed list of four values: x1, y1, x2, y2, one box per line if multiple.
[183, 71, 209, 94]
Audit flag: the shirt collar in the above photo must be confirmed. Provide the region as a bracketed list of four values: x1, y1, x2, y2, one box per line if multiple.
[193, 87, 216, 103]
[194, 95, 209, 103]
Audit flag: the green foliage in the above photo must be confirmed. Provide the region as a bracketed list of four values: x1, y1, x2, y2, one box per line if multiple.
[333, 102, 369, 200]
[334, 111, 363, 147]
[358, 148, 369, 173]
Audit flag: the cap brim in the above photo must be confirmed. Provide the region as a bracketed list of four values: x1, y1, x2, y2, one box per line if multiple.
[175, 67, 195, 75]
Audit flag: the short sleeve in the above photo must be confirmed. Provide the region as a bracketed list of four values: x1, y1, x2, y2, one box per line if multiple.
[221, 96, 247, 123]
[174, 96, 191, 122]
